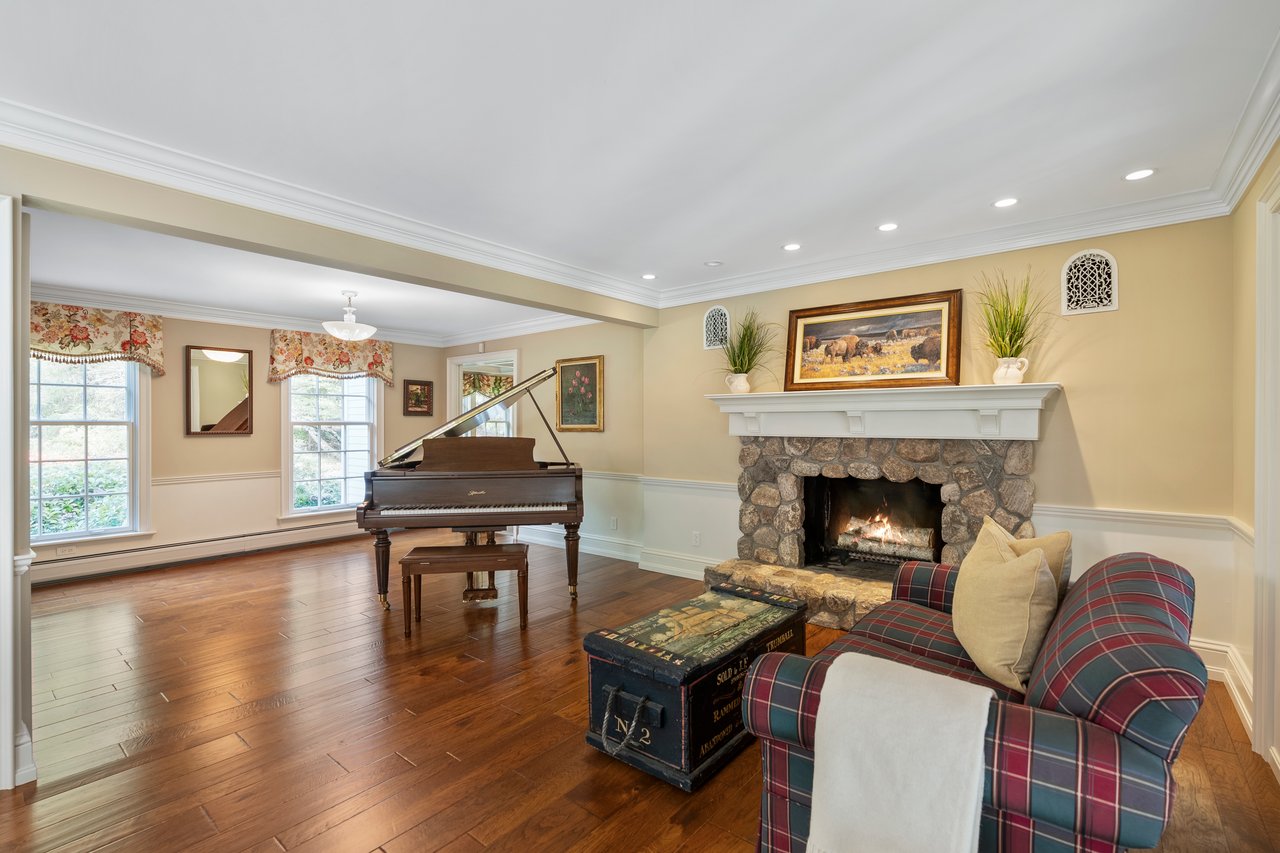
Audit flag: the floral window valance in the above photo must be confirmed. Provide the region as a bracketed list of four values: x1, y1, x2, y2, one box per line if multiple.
[462, 372, 513, 397]
[267, 329, 394, 386]
[30, 301, 165, 375]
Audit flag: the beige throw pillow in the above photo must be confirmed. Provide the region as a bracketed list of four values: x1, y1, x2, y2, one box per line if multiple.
[953, 529, 1058, 693]
[976, 516, 1074, 600]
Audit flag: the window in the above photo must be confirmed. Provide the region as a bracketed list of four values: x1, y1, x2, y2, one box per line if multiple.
[286, 375, 378, 512]
[462, 382, 513, 437]
[29, 358, 141, 540]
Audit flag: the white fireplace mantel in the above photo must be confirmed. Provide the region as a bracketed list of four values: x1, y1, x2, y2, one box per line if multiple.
[707, 383, 1062, 441]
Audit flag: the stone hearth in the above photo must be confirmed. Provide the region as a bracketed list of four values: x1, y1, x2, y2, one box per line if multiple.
[706, 560, 894, 630]
[737, 436, 1037, 567]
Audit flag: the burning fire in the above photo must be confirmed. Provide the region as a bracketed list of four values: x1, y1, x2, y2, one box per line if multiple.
[851, 512, 905, 544]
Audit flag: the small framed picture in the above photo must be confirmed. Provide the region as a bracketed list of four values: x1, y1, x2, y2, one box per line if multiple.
[555, 355, 604, 431]
[783, 289, 963, 391]
[403, 379, 434, 416]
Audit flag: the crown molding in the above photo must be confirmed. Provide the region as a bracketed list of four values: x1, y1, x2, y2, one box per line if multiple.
[656, 191, 1230, 307]
[438, 313, 598, 347]
[0, 98, 661, 308]
[5, 53, 1280, 314]
[1217, 30, 1280, 209]
[29, 283, 596, 349]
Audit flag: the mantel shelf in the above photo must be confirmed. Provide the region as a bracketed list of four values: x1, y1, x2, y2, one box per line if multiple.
[706, 383, 1062, 441]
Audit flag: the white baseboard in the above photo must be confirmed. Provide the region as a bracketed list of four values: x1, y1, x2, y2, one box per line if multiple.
[1190, 637, 1254, 736]
[30, 521, 363, 584]
[516, 525, 642, 563]
[637, 548, 712, 580]
[13, 723, 34, 786]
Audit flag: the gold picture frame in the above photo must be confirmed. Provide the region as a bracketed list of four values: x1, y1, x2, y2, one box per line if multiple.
[555, 355, 604, 431]
[783, 289, 962, 391]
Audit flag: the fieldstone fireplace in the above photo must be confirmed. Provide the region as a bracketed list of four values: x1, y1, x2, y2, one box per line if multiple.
[705, 384, 1061, 629]
[737, 436, 1036, 568]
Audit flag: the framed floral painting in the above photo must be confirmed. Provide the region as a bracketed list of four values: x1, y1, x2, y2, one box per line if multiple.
[555, 355, 603, 431]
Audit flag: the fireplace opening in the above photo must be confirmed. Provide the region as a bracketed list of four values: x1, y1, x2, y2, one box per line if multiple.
[802, 476, 944, 569]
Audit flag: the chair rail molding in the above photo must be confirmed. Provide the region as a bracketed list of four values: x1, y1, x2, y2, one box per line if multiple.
[707, 383, 1062, 440]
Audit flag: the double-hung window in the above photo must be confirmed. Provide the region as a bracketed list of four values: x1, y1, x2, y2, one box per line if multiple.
[29, 358, 143, 540]
[286, 375, 378, 512]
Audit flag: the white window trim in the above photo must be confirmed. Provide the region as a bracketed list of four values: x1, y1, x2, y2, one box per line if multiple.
[29, 362, 151, 543]
[278, 376, 383, 519]
[445, 349, 519, 435]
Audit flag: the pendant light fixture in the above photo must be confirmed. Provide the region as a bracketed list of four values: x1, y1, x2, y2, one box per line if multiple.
[322, 290, 377, 342]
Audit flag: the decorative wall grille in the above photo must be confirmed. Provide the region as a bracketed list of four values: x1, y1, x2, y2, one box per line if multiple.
[703, 305, 730, 350]
[1061, 250, 1118, 315]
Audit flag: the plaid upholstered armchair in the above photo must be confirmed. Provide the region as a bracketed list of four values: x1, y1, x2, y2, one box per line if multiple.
[742, 553, 1207, 852]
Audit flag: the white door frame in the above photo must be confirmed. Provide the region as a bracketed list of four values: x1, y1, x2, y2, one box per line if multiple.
[1256, 174, 1280, 776]
[1, 196, 35, 789]
[445, 349, 520, 431]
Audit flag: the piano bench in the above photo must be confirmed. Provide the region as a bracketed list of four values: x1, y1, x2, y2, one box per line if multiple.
[399, 544, 530, 637]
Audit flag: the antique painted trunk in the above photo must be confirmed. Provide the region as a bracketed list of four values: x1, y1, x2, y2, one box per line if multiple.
[584, 583, 806, 791]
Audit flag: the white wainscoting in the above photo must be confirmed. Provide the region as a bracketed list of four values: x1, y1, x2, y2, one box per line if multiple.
[29, 468, 1259, 742]
[30, 471, 363, 584]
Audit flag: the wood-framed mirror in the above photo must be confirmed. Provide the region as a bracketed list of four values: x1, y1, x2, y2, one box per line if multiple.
[185, 346, 252, 435]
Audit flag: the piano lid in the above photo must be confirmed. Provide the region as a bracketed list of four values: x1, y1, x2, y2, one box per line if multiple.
[378, 366, 558, 467]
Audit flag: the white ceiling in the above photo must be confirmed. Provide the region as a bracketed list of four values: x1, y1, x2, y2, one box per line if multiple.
[3, 1, 1280, 314]
[24, 208, 591, 347]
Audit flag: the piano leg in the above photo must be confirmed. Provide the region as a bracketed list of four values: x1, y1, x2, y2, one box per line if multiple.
[371, 529, 392, 611]
[564, 522, 581, 599]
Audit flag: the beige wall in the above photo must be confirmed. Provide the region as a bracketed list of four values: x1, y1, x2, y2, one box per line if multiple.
[154, 320, 278, 478]
[445, 322, 645, 475]
[644, 218, 1236, 515]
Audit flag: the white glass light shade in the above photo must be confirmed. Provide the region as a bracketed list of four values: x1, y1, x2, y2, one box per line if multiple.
[202, 349, 245, 363]
[322, 291, 377, 341]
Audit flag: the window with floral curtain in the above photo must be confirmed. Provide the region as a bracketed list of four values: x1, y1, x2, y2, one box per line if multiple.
[267, 329, 394, 386]
[30, 301, 165, 375]
[461, 371, 515, 437]
[28, 301, 161, 541]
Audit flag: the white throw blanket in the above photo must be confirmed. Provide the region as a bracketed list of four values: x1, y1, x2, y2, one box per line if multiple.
[808, 653, 994, 853]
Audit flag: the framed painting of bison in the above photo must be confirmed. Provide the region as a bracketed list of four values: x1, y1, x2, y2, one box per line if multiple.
[783, 289, 962, 391]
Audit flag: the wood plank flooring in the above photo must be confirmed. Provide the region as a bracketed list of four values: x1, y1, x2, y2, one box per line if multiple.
[4, 530, 1278, 852]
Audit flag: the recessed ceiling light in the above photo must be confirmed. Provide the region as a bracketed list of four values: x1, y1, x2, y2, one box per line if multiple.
[1125, 168, 1155, 181]
[878, 223, 898, 232]
[993, 198, 1018, 208]
[703, 260, 723, 267]
[782, 243, 802, 251]
[641, 273, 657, 280]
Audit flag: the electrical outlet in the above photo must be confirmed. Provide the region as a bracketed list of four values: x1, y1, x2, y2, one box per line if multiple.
[56, 545, 76, 557]
[609, 516, 618, 530]
[691, 531, 702, 547]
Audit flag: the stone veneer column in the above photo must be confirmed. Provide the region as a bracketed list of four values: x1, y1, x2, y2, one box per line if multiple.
[736, 437, 1036, 567]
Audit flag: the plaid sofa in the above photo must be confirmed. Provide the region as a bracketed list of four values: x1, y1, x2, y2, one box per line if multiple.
[741, 552, 1206, 852]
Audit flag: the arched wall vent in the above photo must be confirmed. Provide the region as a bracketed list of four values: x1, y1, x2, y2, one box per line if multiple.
[703, 305, 730, 350]
[1062, 250, 1118, 315]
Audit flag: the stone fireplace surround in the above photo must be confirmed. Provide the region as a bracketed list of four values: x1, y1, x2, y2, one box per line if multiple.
[736, 435, 1037, 568]
[705, 384, 1061, 629]
[710, 436, 1038, 630]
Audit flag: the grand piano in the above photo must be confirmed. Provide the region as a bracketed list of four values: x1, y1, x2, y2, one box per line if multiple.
[356, 366, 584, 609]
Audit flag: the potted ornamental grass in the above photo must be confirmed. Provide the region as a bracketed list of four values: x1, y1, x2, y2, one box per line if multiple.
[721, 309, 778, 393]
[975, 268, 1051, 384]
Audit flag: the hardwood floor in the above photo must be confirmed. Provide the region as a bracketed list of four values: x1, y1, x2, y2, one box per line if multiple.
[4, 531, 1278, 852]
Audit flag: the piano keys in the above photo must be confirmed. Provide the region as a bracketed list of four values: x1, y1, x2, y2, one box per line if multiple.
[356, 367, 584, 610]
